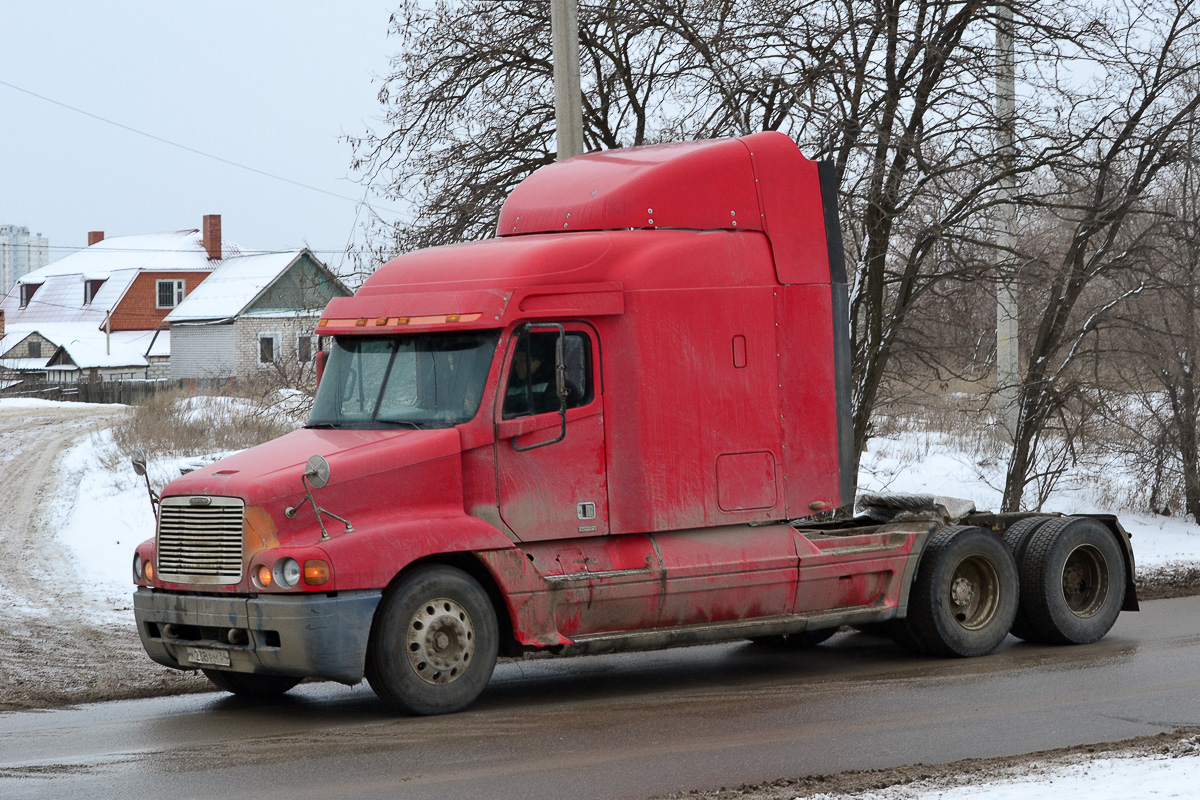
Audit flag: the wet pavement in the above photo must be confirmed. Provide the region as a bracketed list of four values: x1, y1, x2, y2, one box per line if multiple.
[1, 595, 1198, 799]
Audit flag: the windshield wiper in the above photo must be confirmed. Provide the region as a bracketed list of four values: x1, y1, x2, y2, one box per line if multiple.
[306, 422, 343, 429]
[376, 420, 425, 429]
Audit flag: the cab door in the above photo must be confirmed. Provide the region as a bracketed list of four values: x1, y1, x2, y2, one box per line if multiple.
[494, 324, 610, 541]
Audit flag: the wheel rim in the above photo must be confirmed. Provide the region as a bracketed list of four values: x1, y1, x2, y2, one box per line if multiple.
[1061, 544, 1109, 618]
[406, 597, 474, 686]
[947, 555, 1000, 630]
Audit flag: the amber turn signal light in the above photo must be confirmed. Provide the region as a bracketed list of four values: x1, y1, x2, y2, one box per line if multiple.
[255, 564, 272, 588]
[304, 560, 330, 586]
[145, 561, 154, 581]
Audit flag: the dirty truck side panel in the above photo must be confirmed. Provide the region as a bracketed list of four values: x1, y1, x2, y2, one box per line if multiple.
[602, 281, 787, 534]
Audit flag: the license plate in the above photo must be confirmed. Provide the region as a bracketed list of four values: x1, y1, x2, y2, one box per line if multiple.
[188, 647, 231, 667]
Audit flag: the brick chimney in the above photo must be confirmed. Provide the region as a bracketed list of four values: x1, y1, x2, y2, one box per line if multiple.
[0, 309, 5, 339]
[87, 231, 104, 246]
[202, 214, 222, 260]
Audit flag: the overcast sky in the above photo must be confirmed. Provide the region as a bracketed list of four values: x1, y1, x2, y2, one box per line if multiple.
[0, 1, 400, 273]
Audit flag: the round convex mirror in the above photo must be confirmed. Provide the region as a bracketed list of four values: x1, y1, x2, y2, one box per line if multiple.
[305, 455, 331, 489]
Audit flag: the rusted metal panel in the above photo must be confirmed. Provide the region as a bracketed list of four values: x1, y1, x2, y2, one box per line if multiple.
[653, 525, 798, 627]
[520, 534, 664, 637]
[794, 530, 921, 615]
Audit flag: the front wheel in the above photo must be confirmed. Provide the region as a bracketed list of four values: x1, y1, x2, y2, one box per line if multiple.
[904, 526, 1019, 657]
[202, 669, 301, 697]
[366, 565, 499, 716]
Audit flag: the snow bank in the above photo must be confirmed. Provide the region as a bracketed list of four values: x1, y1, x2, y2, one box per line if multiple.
[809, 751, 1200, 799]
[860, 430, 1200, 573]
[0, 397, 123, 410]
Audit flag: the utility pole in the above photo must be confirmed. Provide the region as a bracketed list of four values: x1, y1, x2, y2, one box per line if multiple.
[550, 0, 584, 160]
[995, 2, 1019, 443]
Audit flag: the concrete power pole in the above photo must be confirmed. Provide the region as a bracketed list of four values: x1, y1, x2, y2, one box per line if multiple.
[551, 0, 584, 160]
[996, 2, 1020, 443]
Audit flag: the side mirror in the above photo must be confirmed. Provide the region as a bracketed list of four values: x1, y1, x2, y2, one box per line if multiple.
[130, 448, 159, 515]
[561, 336, 586, 402]
[285, 454, 352, 538]
[511, 322, 568, 452]
[304, 454, 331, 489]
[315, 349, 327, 389]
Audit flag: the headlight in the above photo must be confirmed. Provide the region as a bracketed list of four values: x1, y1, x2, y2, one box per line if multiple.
[133, 553, 143, 581]
[273, 558, 301, 589]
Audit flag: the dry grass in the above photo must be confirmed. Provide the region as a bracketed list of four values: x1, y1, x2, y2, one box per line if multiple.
[110, 387, 304, 460]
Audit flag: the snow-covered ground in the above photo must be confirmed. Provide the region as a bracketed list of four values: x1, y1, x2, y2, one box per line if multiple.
[807, 758, 1200, 800]
[807, 738, 1200, 800]
[10, 396, 1200, 798]
[859, 429, 1200, 568]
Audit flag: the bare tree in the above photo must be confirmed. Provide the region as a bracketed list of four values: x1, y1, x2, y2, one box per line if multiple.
[999, 0, 1200, 511]
[351, 1, 1200, 498]
[1100, 116, 1200, 521]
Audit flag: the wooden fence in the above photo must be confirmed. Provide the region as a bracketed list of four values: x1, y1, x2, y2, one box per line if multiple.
[0, 378, 236, 405]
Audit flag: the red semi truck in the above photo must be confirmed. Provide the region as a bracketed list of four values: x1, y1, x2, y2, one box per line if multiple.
[132, 132, 1137, 715]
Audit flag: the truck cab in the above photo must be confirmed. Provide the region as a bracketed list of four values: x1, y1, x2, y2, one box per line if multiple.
[132, 132, 1134, 714]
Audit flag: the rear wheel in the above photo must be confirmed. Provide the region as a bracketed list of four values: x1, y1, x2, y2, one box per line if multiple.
[904, 526, 1019, 657]
[366, 565, 499, 715]
[1018, 516, 1125, 644]
[1000, 516, 1054, 640]
[202, 669, 301, 697]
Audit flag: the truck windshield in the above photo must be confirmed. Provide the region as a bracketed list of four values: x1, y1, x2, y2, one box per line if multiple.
[308, 332, 499, 429]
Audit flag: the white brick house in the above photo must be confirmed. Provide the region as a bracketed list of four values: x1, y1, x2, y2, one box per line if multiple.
[165, 249, 348, 380]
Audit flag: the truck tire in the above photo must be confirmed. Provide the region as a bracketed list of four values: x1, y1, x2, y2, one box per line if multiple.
[201, 669, 301, 697]
[366, 565, 499, 716]
[905, 526, 1019, 657]
[1017, 516, 1125, 644]
[749, 627, 839, 648]
[1000, 515, 1054, 640]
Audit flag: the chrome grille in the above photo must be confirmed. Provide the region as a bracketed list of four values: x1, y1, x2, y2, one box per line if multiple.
[157, 497, 244, 584]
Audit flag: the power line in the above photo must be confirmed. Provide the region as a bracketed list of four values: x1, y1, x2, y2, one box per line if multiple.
[0, 78, 405, 218]
[34, 244, 351, 255]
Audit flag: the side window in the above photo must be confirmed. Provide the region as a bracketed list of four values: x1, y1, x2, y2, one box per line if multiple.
[502, 329, 593, 418]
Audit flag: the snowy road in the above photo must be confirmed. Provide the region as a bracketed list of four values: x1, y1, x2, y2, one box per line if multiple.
[0, 404, 207, 709]
[1, 596, 1198, 800]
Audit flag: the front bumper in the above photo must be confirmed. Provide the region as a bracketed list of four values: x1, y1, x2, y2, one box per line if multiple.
[133, 588, 382, 685]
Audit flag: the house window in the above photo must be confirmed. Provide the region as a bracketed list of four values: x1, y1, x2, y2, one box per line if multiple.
[84, 279, 106, 305]
[19, 283, 40, 308]
[296, 334, 318, 363]
[28, 341, 41, 358]
[156, 279, 185, 309]
[258, 332, 281, 365]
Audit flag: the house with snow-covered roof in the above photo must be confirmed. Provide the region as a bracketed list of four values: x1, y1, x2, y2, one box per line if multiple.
[164, 248, 349, 380]
[0, 215, 234, 383]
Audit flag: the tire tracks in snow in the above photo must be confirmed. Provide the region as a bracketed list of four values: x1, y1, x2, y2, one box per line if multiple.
[0, 406, 207, 710]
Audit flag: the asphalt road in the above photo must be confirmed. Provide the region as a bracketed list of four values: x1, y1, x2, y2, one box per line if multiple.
[2, 595, 1198, 800]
